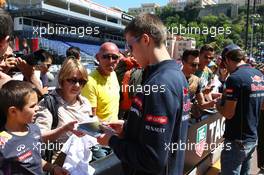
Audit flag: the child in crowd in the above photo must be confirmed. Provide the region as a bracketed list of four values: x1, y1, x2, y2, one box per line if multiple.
[0, 80, 71, 175]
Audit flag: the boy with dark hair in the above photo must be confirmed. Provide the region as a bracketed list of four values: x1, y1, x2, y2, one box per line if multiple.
[0, 80, 83, 174]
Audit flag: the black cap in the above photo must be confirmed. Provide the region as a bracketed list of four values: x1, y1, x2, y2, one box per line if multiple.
[221, 44, 242, 60]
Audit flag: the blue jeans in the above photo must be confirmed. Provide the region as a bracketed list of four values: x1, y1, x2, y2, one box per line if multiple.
[221, 140, 256, 175]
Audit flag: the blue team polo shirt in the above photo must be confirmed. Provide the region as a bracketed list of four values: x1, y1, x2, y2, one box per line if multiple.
[223, 64, 264, 142]
[0, 124, 43, 175]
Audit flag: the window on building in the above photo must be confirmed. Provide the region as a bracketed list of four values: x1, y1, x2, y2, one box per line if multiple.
[23, 18, 31, 26]
[90, 10, 106, 21]
[44, 0, 68, 10]
[33, 20, 40, 27]
[70, 3, 88, 15]
[107, 16, 118, 24]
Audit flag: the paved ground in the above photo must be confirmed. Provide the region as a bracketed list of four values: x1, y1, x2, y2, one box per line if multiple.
[206, 150, 264, 175]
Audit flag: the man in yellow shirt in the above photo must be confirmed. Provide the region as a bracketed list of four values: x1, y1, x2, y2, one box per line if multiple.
[82, 42, 120, 122]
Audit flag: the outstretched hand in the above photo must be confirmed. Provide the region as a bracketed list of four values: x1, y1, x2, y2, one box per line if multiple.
[103, 120, 125, 137]
[52, 165, 69, 175]
[62, 121, 85, 137]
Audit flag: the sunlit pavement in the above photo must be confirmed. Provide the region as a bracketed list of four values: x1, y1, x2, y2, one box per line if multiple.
[206, 150, 264, 175]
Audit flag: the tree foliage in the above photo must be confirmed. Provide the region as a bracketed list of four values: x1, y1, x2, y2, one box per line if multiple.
[156, 5, 264, 53]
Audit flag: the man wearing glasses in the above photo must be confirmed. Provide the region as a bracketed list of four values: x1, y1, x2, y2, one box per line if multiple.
[97, 14, 190, 175]
[182, 49, 201, 100]
[81, 42, 120, 122]
[182, 49, 219, 112]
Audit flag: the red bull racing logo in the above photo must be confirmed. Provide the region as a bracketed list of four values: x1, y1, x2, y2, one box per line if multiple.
[251, 75, 264, 83]
[251, 75, 264, 92]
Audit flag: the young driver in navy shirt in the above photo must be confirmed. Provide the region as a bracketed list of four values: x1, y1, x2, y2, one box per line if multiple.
[217, 44, 264, 175]
[97, 13, 190, 175]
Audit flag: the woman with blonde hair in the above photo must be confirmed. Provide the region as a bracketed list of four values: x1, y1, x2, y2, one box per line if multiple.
[35, 58, 94, 160]
[0, 0, 6, 8]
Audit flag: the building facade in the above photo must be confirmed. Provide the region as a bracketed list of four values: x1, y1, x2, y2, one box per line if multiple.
[167, 36, 196, 60]
[168, 0, 217, 10]
[128, 3, 160, 15]
[199, 3, 238, 18]
[218, 0, 264, 6]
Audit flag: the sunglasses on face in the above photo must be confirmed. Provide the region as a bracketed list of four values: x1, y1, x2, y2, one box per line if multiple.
[45, 64, 51, 68]
[102, 54, 120, 60]
[66, 78, 87, 86]
[204, 56, 214, 61]
[125, 36, 142, 53]
[190, 63, 199, 68]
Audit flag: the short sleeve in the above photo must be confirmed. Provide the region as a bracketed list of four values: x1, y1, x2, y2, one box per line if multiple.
[225, 75, 240, 101]
[81, 77, 97, 108]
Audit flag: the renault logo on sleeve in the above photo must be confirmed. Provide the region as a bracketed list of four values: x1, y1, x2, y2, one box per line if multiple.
[16, 144, 26, 152]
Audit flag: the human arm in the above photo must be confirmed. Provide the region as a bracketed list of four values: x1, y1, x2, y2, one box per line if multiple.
[81, 77, 98, 116]
[216, 100, 237, 119]
[216, 76, 239, 119]
[42, 159, 69, 175]
[196, 92, 217, 109]
[41, 121, 85, 143]
[16, 57, 43, 94]
[98, 85, 179, 173]
[35, 100, 84, 142]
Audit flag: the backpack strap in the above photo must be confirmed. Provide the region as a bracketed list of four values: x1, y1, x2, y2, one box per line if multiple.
[42, 94, 59, 163]
[43, 94, 59, 129]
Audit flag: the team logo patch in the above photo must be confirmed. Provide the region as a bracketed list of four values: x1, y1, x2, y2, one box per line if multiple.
[16, 144, 26, 152]
[195, 124, 207, 157]
[225, 88, 233, 93]
[133, 96, 143, 109]
[145, 115, 168, 125]
[183, 88, 188, 96]
[18, 151, 32, 161]
[251, 75, 264, 83]
[183, 99, 191, 112]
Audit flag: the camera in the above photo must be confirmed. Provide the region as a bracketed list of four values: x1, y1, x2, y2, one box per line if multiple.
[14, 49, 47, 66]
